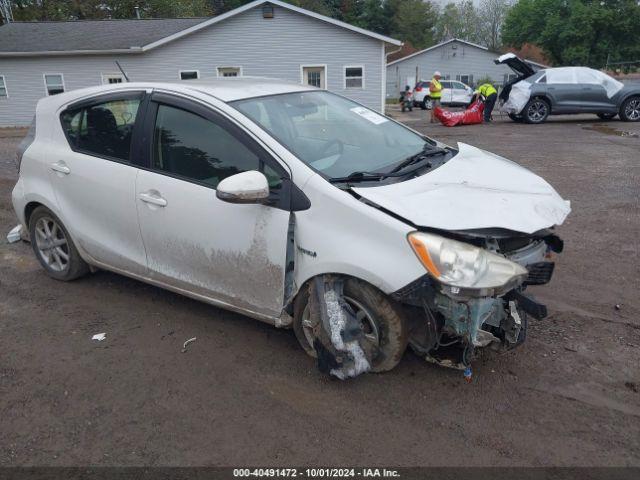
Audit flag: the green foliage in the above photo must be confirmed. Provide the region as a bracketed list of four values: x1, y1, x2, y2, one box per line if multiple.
[502, 0, 640, 67]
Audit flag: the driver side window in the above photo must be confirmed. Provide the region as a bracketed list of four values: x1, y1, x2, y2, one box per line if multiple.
[152, 104, 282, 189]
[61, 98, 140, 161]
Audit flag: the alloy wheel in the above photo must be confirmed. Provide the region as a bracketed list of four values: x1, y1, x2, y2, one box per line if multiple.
[527, 100, 548, 122]
[34, 216, 70, 272]
[625, 98, 640, 121]
[301, 295, 380, 350]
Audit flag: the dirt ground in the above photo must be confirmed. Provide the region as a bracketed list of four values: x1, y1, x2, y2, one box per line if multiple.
[0, 110, 639, 467]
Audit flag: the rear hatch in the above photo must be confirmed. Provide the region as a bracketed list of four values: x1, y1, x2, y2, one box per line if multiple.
[494, 53, 536, 79]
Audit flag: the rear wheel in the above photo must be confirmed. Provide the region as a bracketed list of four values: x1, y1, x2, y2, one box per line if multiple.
[293, 278, 408, 373]
[523, 98, 550, 124]
[28, 206, 89, 281]
[422, 98, 433, 110]
[597, 112, 617, 120]
[620, 96, 640, 122]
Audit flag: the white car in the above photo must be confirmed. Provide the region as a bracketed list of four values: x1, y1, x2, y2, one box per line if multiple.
[12, 79, 570, 376]
[412, 79, 474, 110]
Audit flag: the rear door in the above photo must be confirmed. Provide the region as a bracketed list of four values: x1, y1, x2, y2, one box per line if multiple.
[134, 93, 291, 318]
[440, 81, 453, 104]
[543, 69, 583, 112]
[50, 91, 148, 275]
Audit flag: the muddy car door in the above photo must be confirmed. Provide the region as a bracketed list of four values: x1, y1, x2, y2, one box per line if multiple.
[135, 93, 291, 318]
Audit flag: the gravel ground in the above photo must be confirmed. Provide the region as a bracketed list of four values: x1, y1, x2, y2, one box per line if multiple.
[0, 111, 639, 467]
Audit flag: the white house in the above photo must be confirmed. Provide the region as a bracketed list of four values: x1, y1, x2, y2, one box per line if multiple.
[386, 38, 545, 98]
[0, 0, 401, 127]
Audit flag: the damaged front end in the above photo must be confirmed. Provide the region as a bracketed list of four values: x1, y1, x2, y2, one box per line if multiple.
[395, 230, 563, 369]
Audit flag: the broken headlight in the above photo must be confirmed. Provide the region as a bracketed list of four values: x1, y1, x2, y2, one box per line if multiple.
[407, 232, 528, 293]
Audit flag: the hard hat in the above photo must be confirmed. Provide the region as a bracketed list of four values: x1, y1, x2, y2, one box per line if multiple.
[434, 71, 441, 77]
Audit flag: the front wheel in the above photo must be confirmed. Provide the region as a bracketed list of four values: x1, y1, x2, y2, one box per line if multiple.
[620, 96, 640, 122]
[293, 278, 409, 373]
[28, 206, 89, 281]
[523, 98, 550, 124]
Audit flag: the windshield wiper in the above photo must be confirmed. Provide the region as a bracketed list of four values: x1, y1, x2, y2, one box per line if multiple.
[387, 146, 449, 175]
[328, 171, 386, 184]
[329, 146, 449, 185]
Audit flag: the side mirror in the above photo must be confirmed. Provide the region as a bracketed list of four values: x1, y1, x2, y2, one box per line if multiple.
[216, 170, 270, 204]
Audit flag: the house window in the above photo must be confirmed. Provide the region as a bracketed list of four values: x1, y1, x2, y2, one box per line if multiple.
[217, 67, 241, 77]
[0, 76, 7, 98]
[44, 74, 65, 95]
[102, 74, 124, 84]
[457, 74, 473, 86]
[344, 66, 364, 89]
[180, 70, 200, 80]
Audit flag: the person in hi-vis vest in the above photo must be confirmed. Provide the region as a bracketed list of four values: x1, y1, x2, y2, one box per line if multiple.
[429, 71, 443, 124]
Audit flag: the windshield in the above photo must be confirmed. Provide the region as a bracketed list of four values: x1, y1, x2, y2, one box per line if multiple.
[231, 91, 430, 179]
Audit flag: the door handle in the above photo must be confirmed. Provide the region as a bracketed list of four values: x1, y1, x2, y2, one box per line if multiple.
[138, 191, 167, 207]
[50, 161, 70, 175]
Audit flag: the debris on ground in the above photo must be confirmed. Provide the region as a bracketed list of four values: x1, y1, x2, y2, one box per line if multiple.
[308, 276, 372, 380]
[91, 333, 106, 342]
[615, 304, 621, 311]
[181, 337, 197, 353]
[6, 224, 22, 243]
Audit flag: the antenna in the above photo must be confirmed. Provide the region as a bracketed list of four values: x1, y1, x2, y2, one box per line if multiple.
[0, 0, 13, 23]
[115, 61, 130, 82]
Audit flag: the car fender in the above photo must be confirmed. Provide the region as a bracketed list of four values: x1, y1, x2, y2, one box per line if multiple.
[292, 174, 426, 298]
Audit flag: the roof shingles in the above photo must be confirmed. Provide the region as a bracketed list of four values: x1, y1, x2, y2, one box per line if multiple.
[0, 18, 208, 53]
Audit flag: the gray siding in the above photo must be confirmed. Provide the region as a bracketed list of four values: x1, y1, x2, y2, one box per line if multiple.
[0, 5, 384, 126]
[386, 40, 517, 98]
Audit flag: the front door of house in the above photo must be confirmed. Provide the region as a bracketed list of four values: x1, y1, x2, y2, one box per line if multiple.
[302, 66, 326, 89]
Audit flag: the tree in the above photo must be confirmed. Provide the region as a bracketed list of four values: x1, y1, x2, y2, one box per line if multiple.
[389, 0, 437, 49]
[435, 1, 482, 44]
[478, 0, 512, 51]
[502, 0, 640, 67]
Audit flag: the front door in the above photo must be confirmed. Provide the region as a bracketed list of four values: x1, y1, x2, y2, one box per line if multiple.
[135, 94, 291, 318]
[50, 92, 147, 275]
[302, 66, 326, 89]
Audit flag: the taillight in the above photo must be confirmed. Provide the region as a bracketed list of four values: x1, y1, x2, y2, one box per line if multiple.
[16, 117, 36, 173]
[415, 86, 422, 92]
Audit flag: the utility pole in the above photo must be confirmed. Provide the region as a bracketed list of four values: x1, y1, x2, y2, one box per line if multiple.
[0, 0, 14, 23]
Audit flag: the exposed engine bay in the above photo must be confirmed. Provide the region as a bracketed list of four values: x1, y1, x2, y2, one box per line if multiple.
[393, 229, 563, 369]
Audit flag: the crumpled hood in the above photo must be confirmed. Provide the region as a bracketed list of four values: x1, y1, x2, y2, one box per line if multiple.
[353, 143, 571, 235]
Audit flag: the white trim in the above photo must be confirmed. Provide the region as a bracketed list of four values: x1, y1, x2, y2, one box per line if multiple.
[0, 75, 8, 98]
[101, 73, 125, 85]
[343, 65, 365, 90]
[387, 39, 488, 66]
[179, 69, 201, 80]
[216, 66, 243, 77]
[300, 64, 328, 89]
[43, 73, 65, 96]
[0, 48, 142, 58]
[143, 0, 402, 52]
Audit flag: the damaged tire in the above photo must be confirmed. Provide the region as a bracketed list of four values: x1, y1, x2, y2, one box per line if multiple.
[28, 206, 90, 281]
[523, 98, 550, 124]
[293, 278, 409, 373]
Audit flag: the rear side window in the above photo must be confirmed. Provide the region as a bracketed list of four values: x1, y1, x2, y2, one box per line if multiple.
[153, 104, 281, 189]
[61, 98, 140, 161]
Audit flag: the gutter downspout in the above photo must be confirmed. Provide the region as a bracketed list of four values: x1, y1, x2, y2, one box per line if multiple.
[383, 43, 404, 114]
